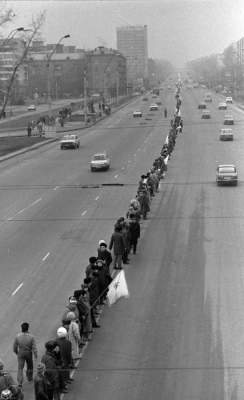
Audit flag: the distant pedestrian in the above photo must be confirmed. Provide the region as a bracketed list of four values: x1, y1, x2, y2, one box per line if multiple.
[34, 363, 49, 400]
[56, 327, 73, 387]
[13, 322, 38, 386]
[27, 122, 32, 137]
[66, 312, 81, 360]
[109, 226, 125, 269]
[41, 340, 62, 399]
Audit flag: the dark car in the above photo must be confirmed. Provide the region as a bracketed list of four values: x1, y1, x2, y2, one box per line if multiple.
[198, 103, 207, 109]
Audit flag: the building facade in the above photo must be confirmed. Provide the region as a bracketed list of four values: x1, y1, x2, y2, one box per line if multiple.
[85, 46, 127, 101]
[116, 25, 148, 89]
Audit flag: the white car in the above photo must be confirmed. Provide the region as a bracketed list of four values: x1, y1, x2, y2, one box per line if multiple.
[216, 164, 238, 186]
[27, 104, 36, 111]
[90, 152, 110, 171]
[219, 128, 233, 141]
[218, 102, 227, 110]
[224, 114, 234, 125]
[226, 96, 233, 104]
[133, 110, 142, 118]
[60, 134, 80, 149]
[149, 103, 159, 111]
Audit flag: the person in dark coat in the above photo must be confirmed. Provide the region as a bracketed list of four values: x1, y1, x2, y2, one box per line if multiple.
[34, 362, 49, 400]
[56, 327, 73, 387]
[109, 226, 125, 269]
[85, 257, 97, 279]
[41, 340, 65, 399]
[97, 240, 112, 271]
[88, 271, 101, 328]
[128, 214, 140, 254]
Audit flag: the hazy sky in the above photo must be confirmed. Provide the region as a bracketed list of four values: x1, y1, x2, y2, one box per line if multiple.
[2, 0, 244, 67]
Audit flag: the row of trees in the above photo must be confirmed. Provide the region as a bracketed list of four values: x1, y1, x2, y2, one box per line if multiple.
[186, 43, 244, 99]
[0, 4, 45, 117]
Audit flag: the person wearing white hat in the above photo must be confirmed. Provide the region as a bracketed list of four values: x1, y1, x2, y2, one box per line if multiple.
[56, 327, 73, 386]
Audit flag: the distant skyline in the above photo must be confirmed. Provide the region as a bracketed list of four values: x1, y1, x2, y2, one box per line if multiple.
[1, 0, 244, 67]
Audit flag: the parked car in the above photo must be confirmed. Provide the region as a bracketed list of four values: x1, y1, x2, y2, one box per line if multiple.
[224, 114, 234, 125]
[201, 110, 211, 119]
[149, 103, 159, 111]
[198, 102, 207, 109]
[90, 152, 110, 171]
[27, 104, 36, 111]
[226, 96, 233, 104]
[133, 110, 142, 118]
[218, 102, 227, 110]
[60, 134, 80, 149]
[219, 128, 233, 141]
[216, 164, 238, 186]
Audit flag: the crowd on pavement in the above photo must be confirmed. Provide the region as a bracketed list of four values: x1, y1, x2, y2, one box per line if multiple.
[0, 84, 183, 400]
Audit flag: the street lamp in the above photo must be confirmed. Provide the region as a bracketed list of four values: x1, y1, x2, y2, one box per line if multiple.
[46, 34, 70, 117]
[1, 27, 25, 47]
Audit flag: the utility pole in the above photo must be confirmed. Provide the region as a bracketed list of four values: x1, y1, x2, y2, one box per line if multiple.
[116, 72, 119, 105]
[83, 69, 87, 124]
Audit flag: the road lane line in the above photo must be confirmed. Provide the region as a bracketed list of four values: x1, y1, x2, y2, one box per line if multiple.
[54, 186, 59, 191]
[12, 282, 23, 296]
[16, 198, 42, 215]
[114, 174, 118, 179]
[81, 210, 87, 216]
[42, 252, 50, 262]
[95, 196, 100, 201]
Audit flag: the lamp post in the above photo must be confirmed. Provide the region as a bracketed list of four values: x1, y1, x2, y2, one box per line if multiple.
[46, 34, 70, 117]
[1, 27, 25, 47]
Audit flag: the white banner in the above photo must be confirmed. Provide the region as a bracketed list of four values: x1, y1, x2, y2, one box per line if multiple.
[107, 270, 130, 306]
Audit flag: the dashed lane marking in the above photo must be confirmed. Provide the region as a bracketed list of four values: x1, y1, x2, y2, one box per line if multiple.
[114, 174, 119, 179]
[42, 252, 50, 262]
[11, 282, 23, 296]
[95, 196, 100, 201]
[81, 210, 87, 216]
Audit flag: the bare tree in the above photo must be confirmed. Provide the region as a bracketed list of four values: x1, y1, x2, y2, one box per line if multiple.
[0, 4, 15, 29]
[0, 11, 46, 118]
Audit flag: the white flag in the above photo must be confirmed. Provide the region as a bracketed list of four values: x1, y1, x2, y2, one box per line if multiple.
[165, 135, 169, 145]
[107, 270, 130, 306]
[164, 155, 169, 165]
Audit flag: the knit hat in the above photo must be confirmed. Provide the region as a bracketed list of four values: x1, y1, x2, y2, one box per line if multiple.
[98, 240, 107, 247]
[89, 256, 97, 264]
[57, 327, 67, 338]
[45, 340, 58, 351]
[37, 362, 46, 372]
[66, 311, 76, 321]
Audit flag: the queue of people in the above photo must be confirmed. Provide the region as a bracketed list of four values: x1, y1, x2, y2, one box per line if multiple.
[0, 88, 183, 400]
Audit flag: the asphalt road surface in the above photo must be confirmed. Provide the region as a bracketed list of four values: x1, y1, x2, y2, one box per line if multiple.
[1, 87, 244, 400]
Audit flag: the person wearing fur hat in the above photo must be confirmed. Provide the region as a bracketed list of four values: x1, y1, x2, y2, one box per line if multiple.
[66, 312, 81, 360]
[85, 257, 97, 279]
[34, 362, 49, 400]
[97, 241, 112, 272]
[41, 340, 63, 398]
[56, 328, 73, 387]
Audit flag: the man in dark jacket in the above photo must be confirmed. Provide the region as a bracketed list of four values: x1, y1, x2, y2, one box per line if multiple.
[41, 340, 64, 400]
[34, 362, 49, 400]
[56, 327, 73, 387]
[109, 226, 125, 269]
[128, 214, 140, 254]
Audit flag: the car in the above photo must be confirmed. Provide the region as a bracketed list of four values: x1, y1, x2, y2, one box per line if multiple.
[198, 102, 207, 109]
[226, 96, 233, 104]
[27, 104, 36, 111]
[216, 164, 238, 186]
[133, 110, 142, 118]
[142, 97, 148, 101]
[60, 134, 80, 149]
[204, 93, 212, 102]
[224, 114, 234, 125]
[90, 152, 110, 171]
[156, 100, 162, 105]
[201, 110, 211, 119]
[219, 128, 233, 141]
[149, 103, 159, 111]
[218, 102, 227, 110]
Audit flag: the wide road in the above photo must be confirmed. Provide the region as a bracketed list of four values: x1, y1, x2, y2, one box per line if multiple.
[1, 84, 244, 400]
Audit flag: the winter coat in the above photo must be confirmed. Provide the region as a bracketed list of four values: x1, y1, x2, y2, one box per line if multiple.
[77, 294, 92, 334]
[109, 231, 125, 255]
[34, 373, 49, 400]
[67, 320, 80, 359]
[56, 337, 72, 367]
[97, 248, 112, 268]
[129, 220, 140, 241]
[41, 351, 60, 391]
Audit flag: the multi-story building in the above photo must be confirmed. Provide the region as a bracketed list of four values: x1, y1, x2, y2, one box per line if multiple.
[116, 25, 148, 89]
[0, 38, 27, 102]
[27, 51, 87, 100]
[85, 46, 127, 100]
